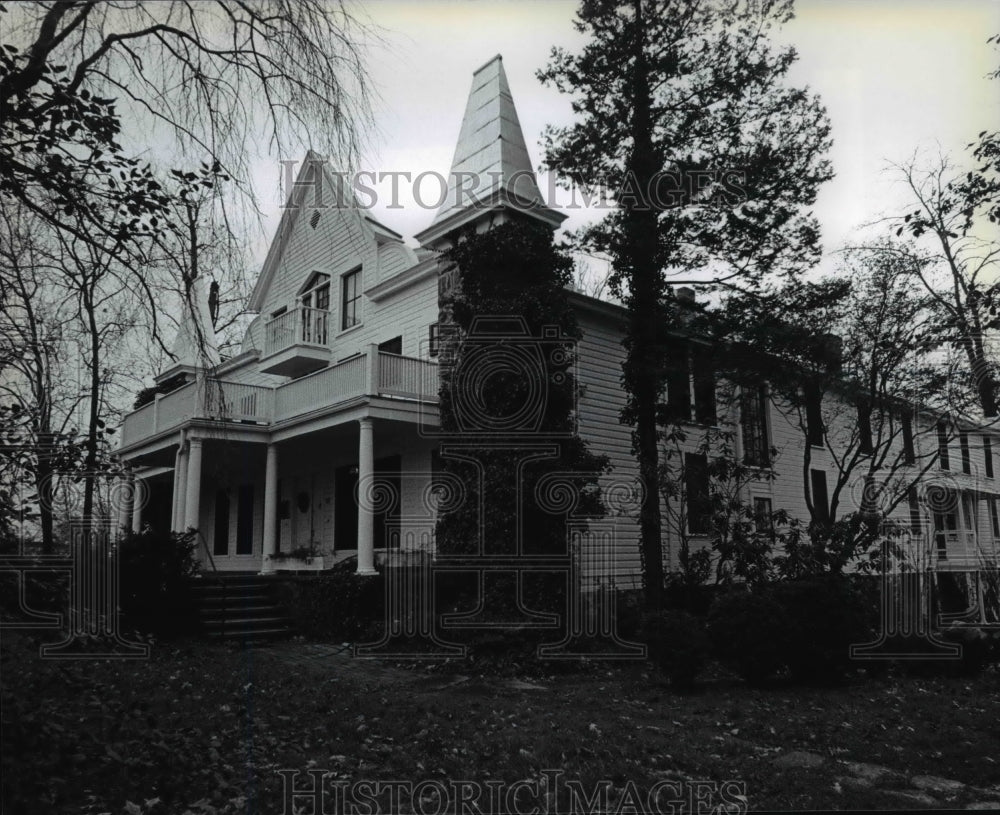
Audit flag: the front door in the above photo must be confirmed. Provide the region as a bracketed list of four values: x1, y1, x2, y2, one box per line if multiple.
[374, 455, 402, 549]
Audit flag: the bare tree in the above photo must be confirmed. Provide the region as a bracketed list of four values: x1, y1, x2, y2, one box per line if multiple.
[887, 148, 999, 418]
[1, 1, 375, 255]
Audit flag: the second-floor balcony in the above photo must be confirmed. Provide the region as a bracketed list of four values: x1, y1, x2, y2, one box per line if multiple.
[120, 348, 439, 449]
[260, 306, 332, 376]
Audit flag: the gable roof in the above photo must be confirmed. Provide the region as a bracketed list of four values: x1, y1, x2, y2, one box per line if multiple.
[247, 152, 402, 313]
[414, 55, 565, 246]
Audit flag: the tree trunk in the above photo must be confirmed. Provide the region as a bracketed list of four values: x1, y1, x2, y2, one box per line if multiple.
[624, 0, 666, 611]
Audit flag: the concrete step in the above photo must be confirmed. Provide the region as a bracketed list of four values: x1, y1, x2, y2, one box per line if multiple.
[191, 573, 291, 642]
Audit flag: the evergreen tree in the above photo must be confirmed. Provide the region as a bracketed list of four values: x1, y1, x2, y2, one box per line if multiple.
[540, 0, 833, 609]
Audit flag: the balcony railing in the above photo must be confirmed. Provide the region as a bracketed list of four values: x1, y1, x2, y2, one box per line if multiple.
[378, 352, 439, 400]
[120, 347, 439, 447]
[263, 306, 330, 358]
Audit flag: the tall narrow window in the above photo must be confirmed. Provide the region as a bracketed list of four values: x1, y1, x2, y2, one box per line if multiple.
[990, 497, 1000, 539]
[902, 414, 915, 464]
[960, 431, 971, 474]
[664, 339, 691, 422]
[213, 489, 230, 556]
[740, 385, 770, 466]
[907, 487, 922, 536]
[857, 402, 874, 455]
[691, 344, 717, 425]
[805, 383, 824, 447]
[236, 484, 254, 555]
[341, 268, 361, 330]
[983, 436, 994, 479]
[428, 323, 440, 358]
[810, 469, 830, 523]
[684, 453, 711, 534]
[937, 422, 950, 470]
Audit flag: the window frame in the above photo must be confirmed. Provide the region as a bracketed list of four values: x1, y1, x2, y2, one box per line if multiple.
[428, 323, 440, 358]
[684, 452, 711, 535]
[341, 267, 362, 331]
[937, 421, 951, 471]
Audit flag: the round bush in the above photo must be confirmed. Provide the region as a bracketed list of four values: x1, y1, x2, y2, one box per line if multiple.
[638, 609, 711, 690]
[707, 589, 790, 685]
[767, 577, 872, 684]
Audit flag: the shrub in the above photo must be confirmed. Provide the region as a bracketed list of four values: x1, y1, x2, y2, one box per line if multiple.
[707, 589, 790, 684]
[937, 626, 1000, 677]
[638, 609, 711, 690]
[278, 559, 385, 642]
[767, 576, 872, 684]
[118, 529, 200, 637]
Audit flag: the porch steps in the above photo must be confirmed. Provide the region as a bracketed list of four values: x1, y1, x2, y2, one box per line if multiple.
[192, 573, 291, 643]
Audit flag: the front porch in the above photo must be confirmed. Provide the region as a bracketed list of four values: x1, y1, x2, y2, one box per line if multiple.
[124, 416, 440, 575]
[118, 344, 441, 575]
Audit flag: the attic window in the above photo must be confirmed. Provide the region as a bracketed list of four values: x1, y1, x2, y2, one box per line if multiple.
[309, 210, 321, 229]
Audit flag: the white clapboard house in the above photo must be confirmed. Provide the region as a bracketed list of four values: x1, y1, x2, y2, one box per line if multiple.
[117, 56, 1000, 615]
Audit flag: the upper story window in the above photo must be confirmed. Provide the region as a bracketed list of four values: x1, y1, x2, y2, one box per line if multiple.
[959, 431, 971, 474]
[740, 384, 770, 466]
[342, 268, 361, 330]
[664, 339, 716, 425]
[299, 272, 330, 309]
[810, 468, 830, 523]
[937, 421, 950, 470]
[857, 401, 874, 455]
[985, 436, 995, 479]
[805, 382, 824, 447]
[902, 414, 915, 464]
[428, 323, 440, 358]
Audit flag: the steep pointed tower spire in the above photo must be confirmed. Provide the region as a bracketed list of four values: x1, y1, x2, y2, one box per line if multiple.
[155, 275, 220, 385]
[414, 55, 565, 248]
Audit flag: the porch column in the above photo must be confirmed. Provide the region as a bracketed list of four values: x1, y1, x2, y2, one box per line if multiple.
[260, 443, 279, 575]
[184, 437, 203, 531]
[172, 443, 188, 532]
[117, 472, 134, 534]
[131, 477, 144, 533]
[356, 417, 376, 575]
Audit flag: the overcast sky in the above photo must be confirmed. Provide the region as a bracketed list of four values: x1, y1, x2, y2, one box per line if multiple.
[251, 0, 1000, 278]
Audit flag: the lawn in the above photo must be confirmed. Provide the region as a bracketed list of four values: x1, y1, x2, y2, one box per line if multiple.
[2, 631, 999, 814]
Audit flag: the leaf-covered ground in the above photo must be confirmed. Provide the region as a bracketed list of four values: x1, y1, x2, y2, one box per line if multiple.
[2, 632, 999, 814]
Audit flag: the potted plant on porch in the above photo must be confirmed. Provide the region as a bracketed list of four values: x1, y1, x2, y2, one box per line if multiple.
[268, 542, 324, 572]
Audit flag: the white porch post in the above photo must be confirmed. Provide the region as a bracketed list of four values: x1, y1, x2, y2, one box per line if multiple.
[260, 443, 279, 575]
[172, 443, 188, 532]
[117, 472, 134, 534]
[184, 437, 203, 531]
[356, 417, 377, 575]
[130, 477, 144, 533]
